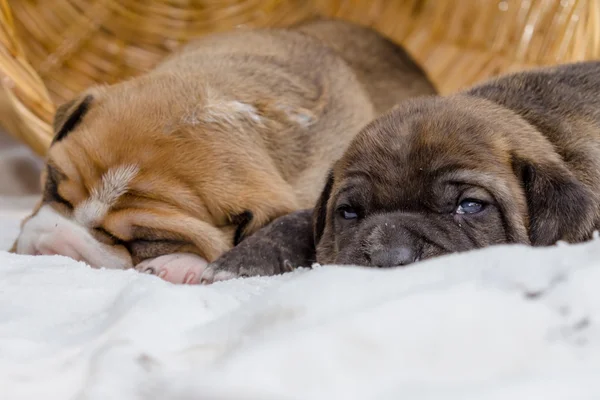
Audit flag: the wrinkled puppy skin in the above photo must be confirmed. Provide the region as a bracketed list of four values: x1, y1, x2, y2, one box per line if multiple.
[205, 209, 315, 281]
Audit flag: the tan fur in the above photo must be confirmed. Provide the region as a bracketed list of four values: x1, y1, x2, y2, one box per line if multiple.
[14, 19, 435, 267]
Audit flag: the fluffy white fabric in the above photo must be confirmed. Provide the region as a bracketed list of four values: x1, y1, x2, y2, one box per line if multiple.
[1, 133, 599, 400]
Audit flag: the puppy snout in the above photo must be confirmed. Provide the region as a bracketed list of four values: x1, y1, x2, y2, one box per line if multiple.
[369, 246, 416, 268]
[35, 237, 83, 261]
[358, 217, 421, 268]
[17, 205, 133, 269]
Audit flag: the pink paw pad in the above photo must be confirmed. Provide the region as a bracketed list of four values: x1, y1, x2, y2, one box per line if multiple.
[135, 253, 208, 284]
[134, 253, 236, 285]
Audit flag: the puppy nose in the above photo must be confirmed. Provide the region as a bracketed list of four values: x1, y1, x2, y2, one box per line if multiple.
[369, 247, 415, 268]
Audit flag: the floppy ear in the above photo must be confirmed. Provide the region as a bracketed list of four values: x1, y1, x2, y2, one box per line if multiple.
[512, 156, 596, 246]
[312, 170, 334, 246]
[52, 94, 94, 144]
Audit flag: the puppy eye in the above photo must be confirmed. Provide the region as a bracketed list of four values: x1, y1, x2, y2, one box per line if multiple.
[337, 205, 359, 220]
[456, 199, 484, 215]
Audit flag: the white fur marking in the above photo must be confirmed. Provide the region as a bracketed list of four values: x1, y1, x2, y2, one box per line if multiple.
[275, 103, 315, 128]
[184, 99, 262, 127]
[229, 101, 262, 123]
[74, 199, 110, 229]
[74, 164, 139, 227]
[16, 205, 133, 269]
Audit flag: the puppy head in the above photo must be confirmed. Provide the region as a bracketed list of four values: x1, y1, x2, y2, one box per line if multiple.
[14, 73, 305, 269]
[314, 96, 595, 266]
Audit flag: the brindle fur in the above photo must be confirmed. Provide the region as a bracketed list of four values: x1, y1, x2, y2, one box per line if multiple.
[316, 60, 600, 266]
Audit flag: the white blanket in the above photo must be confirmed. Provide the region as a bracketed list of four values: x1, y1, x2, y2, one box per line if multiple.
[1, 135, 599, 400]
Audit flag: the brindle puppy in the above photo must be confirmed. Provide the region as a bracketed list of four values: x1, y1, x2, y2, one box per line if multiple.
[204, 60, 600, 279]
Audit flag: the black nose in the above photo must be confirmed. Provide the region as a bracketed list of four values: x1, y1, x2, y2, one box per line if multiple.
[369, 247, 416, 268]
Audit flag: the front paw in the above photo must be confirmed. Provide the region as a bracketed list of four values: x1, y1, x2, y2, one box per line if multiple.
[205, 209, 316, 283]
[134, 253, 235, 285]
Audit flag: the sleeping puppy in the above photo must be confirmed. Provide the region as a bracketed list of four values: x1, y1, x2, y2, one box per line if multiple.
[12, 19, 435, 284]
[207, 60, 600, 278]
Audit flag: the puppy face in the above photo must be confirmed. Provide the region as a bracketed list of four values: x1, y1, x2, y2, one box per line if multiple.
[314, 96, 595, 267]
[14, 74, 303, 269]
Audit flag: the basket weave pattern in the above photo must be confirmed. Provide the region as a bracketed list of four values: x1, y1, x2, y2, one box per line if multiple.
[1, 0, 599, 156]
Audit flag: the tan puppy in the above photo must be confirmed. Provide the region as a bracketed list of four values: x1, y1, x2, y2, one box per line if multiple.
[205, 60, 600, 278]
[12, 19, 436, 283]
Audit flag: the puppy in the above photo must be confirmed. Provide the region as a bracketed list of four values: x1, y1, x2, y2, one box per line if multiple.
[12, 19, 435, 284]
[207, 60, 600, 277]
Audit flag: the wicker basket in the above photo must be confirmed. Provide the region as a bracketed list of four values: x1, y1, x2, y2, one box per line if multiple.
[0, 0, 598, 156]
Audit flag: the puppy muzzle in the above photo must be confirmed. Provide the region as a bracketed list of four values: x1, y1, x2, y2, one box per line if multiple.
[361, 221, 421, 268]
[335, 211, 476, 268]
[14, 204, 133, 269]
[333, 216, 420, 268]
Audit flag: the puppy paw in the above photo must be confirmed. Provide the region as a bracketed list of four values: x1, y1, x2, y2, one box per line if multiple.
[206, 209, 316, 282]
[135, 253, 232, 285]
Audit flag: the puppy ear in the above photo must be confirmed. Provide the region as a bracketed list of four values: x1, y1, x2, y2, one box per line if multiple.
[512, 156, 595, 246]
[52, 94, 94, 144]
[312, 170, 334, 246]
